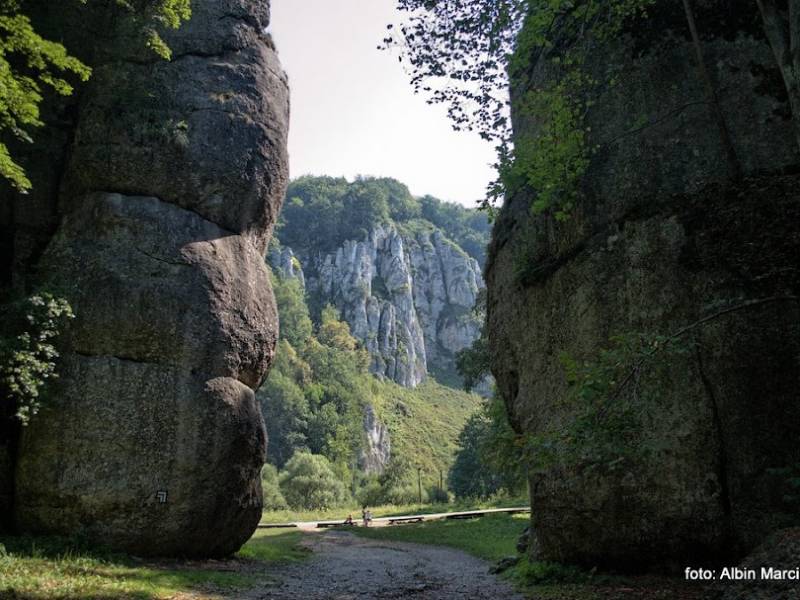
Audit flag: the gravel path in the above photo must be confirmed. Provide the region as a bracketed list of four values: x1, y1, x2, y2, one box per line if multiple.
[248, 530, 524, 600]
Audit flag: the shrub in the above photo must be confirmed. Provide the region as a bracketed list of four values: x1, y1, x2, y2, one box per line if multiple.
[383, 483, 423, 505]
[261, 464, 288, 511]
[355, 478, 384, 507]
[427, 486, 449, 504]
[279, 451, 349, 510]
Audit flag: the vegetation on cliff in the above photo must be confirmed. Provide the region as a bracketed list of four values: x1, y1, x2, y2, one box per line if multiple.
[387, 0, 800, 216]
[278, 175, 489, 263]
[0, 0, 190, 190]
[259, 266, 482, 510]
[0, 294, 73, 425]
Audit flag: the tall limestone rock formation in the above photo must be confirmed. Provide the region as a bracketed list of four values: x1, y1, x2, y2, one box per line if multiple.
[273, 224, 484, 388]
[487, 0, 800, 569]
[0, 0, 288, 556]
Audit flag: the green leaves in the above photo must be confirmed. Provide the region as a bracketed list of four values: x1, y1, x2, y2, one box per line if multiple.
[388, 0, 653, 216]
[523, 331, 693, 475]
[0, 0, 191, 190]
[0, 294, 74, 425]
[0, 11, 91, 190]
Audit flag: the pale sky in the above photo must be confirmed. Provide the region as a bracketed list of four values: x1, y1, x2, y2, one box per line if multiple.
[269, 0, 497, 207]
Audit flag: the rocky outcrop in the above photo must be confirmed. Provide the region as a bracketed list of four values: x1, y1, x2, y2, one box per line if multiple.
[487, 0, 800, 570]
[270, 245, 306, 288]
[1, 0, 288, 556]
[278, 224, 483, 388]
[358, 404, 391, 475]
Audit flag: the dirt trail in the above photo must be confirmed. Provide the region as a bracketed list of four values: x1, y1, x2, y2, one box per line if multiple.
[246, 530, 524, 600]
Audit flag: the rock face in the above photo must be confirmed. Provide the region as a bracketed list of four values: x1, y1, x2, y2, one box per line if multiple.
[358, 404, 391, 475]
[278, 225, 483, 388]
[270, 245, 306, 288]
[487, 0, 800, 569]
[1, 0, 288, 555]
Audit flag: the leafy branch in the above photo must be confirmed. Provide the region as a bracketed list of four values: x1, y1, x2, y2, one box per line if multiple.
[0, 0, 191, 191]
[0, 294, 75, 425]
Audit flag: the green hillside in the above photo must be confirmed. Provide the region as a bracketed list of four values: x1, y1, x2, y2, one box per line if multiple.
[369, 377, 481, 484]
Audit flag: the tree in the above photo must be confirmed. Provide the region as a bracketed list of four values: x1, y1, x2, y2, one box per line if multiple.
[387, 1, 782, 215]
[373, 177, 420, 221]
[342, 179, 391, 240]
[258, 369, 310, 468]
[455, 335, 490, 393]
[755, 0, 800, 153]
[384, 1, 527, 144]
[278, 451, 349, 510]
[682, 0, 741, 179]
[317, 305, 359, 352]
[448, 397, 526, 499]
[448, 411, 503, 498]
[0, 0, 190, 190]
[260, 463, 288, 511]
[272, 273, 313, 349]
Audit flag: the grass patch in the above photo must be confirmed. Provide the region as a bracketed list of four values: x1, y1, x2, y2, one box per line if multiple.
[0, 528, 308, 599]
[350, 513, 528, 562]
[369, 378, 481, 488]
[237, 529, 308, 563]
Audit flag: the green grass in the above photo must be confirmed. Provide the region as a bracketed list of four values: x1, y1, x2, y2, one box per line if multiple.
[369, 377, 482, 486]
[237, 529, 308, 563]
[0, 528, 308, 599]
[351, 513, 529, 562]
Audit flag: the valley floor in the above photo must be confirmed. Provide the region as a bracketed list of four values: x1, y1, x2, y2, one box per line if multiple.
[248, 530, 523, 599]
[0, 513, 721, 599]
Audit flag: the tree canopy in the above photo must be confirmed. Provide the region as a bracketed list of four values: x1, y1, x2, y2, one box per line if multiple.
[277, 176, 489, 262]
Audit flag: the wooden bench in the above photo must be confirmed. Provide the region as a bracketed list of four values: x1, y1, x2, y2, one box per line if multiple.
[316, 521, 352, 528]
[387, 516, 425, 525]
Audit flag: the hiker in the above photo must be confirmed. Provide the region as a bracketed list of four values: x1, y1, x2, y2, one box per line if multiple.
[343, 514, 354, 526]
[361, 505, 368, 526]
[365, 509, 373, 527]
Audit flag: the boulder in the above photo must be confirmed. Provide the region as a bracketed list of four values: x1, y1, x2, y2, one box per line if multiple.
[3, 0, 288, 556]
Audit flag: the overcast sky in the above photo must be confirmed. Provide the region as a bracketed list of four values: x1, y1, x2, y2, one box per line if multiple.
[269, 0, 497, 207]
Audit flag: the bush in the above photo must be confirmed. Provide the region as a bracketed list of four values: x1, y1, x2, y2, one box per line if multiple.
[383, 483, 423, 505]
[355, 478, 385, 507]
[279, 451, 349, 510]
[427, 486, 449, 504]
[261, 464, 288, 510]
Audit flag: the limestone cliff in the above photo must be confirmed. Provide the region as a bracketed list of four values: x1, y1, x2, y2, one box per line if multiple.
[0, 0, 288, 556]
[273, 223, 484, 388]
[359, 404, 392, 475]
[487, 0, 800, 569]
